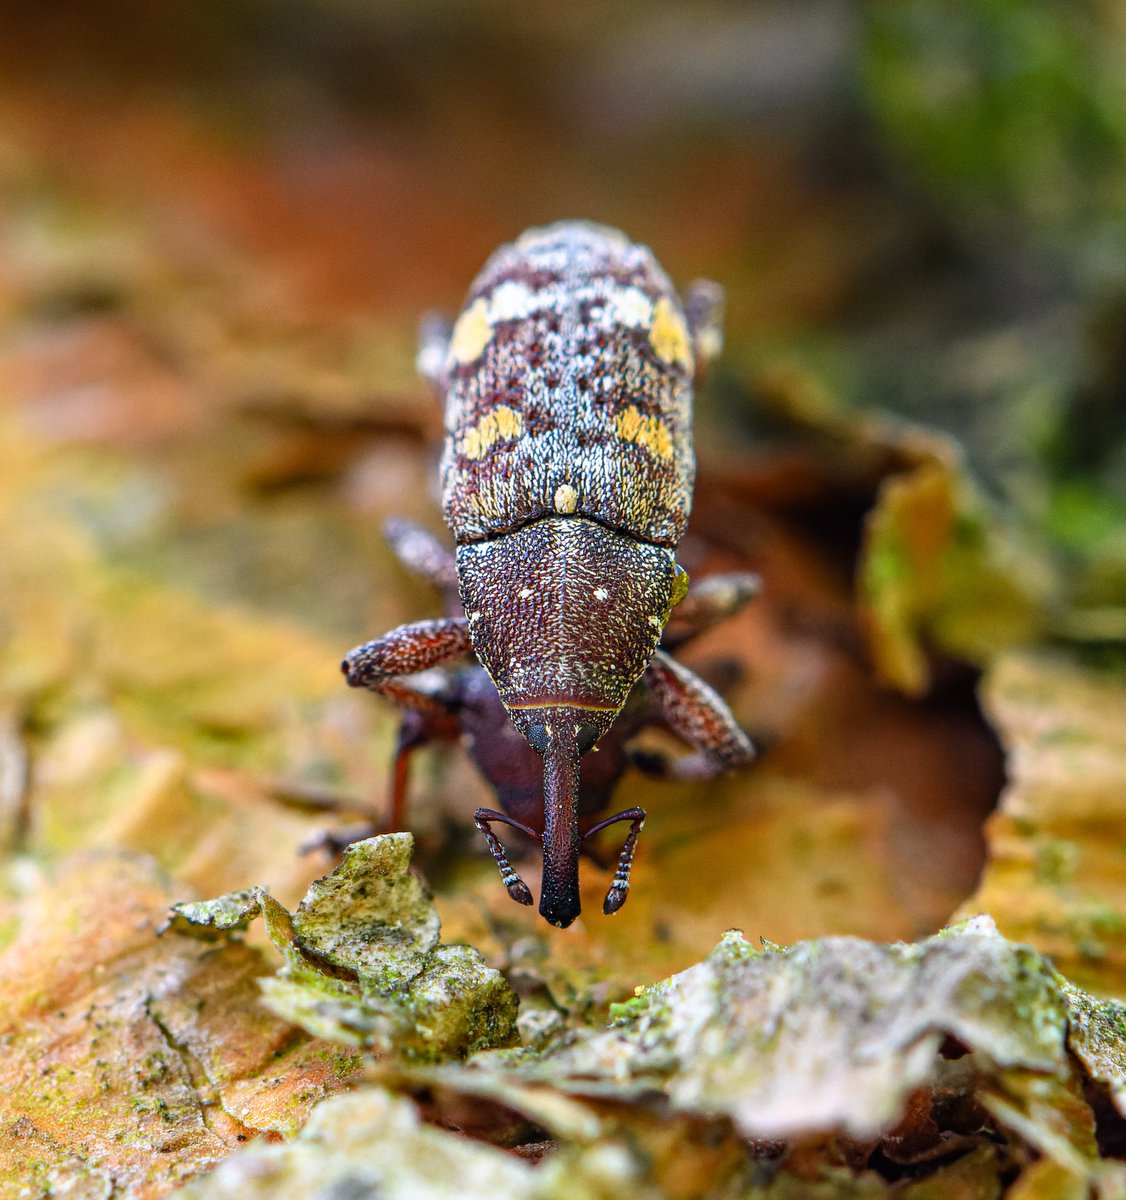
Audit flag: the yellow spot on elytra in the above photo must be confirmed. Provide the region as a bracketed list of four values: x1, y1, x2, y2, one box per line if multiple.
[649, 296, 694, 371]
[447, 298, 492, 366]
[614, 405, 673, 460]
[553, 484, 578, 513]
[461, 405, 524, 459]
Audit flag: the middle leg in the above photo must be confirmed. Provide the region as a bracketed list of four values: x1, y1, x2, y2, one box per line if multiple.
[663, 571, 760, 650]
[633, 650, 755, 780]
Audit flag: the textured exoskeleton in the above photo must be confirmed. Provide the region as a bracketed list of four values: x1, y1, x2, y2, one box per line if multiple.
[343, 222, 754, 927]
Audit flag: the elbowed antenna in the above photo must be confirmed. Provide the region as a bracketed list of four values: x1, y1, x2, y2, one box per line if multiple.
[538, 726, 583, 928]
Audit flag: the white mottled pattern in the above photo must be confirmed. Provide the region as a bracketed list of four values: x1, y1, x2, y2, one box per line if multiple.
[604, 286, 654, 329]
[478, 278, 656, 334]
[487, 279, 535, 324]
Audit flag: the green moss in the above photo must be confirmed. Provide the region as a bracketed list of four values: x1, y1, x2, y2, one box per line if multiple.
[164, 888, 266, 938]
[164, 834, 518, 1062]
[863, 0, 1126, 250]
[609, 995, 649, 1023]
[500, 918, 1122, 1148]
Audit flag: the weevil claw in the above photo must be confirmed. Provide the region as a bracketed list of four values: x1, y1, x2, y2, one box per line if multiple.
[603, 884, 628, 915]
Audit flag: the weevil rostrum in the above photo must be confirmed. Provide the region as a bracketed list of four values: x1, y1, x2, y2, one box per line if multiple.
[342, 222, 755, 928]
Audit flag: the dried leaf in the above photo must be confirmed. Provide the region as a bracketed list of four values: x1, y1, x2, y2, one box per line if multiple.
[859, 446, 1047, 695]
[961, 651, 1126, 996]
[0, 853, 360, 1197]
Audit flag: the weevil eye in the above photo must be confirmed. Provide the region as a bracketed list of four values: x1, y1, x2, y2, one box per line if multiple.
[576, 724, 599, 755]
[526, 724, 550, 754]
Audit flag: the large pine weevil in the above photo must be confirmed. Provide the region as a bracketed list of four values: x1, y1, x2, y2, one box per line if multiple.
[343, 222, 755, 927]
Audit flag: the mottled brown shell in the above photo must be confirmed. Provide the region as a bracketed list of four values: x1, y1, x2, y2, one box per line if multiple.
[456, 518, 682, 727]
[439, 222, 697, 548]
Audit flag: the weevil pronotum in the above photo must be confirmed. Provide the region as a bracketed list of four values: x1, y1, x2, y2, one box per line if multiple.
[343, 222, 755, 927]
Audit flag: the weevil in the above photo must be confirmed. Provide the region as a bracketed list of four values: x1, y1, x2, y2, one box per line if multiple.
[343, 222, 755, 927]
[329, 515, 758, 876]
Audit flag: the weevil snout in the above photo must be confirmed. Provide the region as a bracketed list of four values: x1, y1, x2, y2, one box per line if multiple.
[509, 705, 610, 928]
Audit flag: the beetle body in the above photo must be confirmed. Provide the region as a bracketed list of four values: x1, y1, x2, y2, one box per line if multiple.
[440, 223, 696, 547]
[343, 223, 753, 927]
[445, 225, 700, 926]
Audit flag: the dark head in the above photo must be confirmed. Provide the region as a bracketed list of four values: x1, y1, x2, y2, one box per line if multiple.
[456, 516, 686, 927]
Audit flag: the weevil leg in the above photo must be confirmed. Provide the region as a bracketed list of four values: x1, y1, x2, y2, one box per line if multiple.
[387, 736, 414, 833]
[298, 714, 430, 852]
[473, 808, 536, 906]
[386, 703, 451, 831]
[416, 312, 452, 389]
[384, 516, 459, 593]
[583, 807, 646, 915]
[302, 823, 382, 857]
[663, 571, 760, 650]
[306, 679, 460, 855]
[342, 617, 471, 720]
[633, 649, 755, 780]
[682, 279, 724, 385]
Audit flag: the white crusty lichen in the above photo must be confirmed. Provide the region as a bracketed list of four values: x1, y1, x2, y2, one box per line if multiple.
[499, 915, 1119, 1153]
[166, 833, 518, 1060]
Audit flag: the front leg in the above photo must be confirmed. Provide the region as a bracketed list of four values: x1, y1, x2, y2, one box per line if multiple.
[663, 571, 760, 650]
[384, 517, 459, 594]
[342, 617, 471, 719]
[635, 650, 755, 779]
[339, 623, 469, 838]
[682, 279, 724, 386]
[416, 312, 452, 389]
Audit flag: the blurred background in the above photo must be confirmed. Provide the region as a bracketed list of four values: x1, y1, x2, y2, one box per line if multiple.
[1, 0, 1124, 991]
